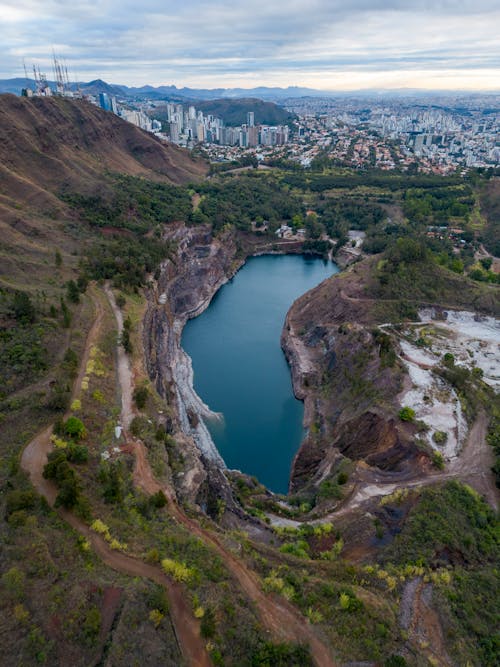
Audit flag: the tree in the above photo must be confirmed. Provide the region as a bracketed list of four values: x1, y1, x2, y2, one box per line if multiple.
[64, 416, 86, 440]
[11, 291, 36, 324]
[66, 280, 80, 304]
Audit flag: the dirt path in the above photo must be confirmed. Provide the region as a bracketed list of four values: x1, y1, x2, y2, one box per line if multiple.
[133, 442, 337, 667]
[104, 284, 135, 429]
[21, 287, 211, 667]
[449, 410, 498, 509]
[399, 578, 452, 667]
[21, 285, 105, 500]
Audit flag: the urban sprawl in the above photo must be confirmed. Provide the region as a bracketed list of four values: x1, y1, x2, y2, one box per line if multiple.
[22, 71, 499, 174]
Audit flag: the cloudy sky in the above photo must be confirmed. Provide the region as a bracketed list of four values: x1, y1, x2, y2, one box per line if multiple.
[1, 0, 499, 90]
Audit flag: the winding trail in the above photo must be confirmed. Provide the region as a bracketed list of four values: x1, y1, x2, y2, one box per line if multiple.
[21, 286, 211, 667]
[104, 288, 338, 667]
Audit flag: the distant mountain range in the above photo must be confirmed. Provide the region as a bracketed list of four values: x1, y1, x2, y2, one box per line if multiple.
[0, 77, 328, 101]
[0, 77, 498, 102]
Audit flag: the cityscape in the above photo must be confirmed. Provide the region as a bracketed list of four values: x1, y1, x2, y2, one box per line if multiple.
[18, 59, 499, 173]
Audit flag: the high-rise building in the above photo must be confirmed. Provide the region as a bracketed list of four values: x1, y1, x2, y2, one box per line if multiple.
[99, 92, 112, 112]
[247, 111, 255, 127]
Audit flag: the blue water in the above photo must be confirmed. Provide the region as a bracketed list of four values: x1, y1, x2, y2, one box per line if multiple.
[182, 254, 339, 493]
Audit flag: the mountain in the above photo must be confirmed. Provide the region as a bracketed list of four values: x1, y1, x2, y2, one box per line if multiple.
[2, 77, 498, 101]
[0, 78, 328, 100]
[0, 93, 206, 290]
[153, 97, 297, 127]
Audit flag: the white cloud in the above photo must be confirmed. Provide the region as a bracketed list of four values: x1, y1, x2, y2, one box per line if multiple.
[0, 0, 498, 89]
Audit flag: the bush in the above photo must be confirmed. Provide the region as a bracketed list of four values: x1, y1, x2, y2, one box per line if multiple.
[133, 385, 149, 409]
[251, 642, 313, 667]
[433, 430, 448, 445]
[64, 416, 86, 439]
[5, 490, 37, 518]
[11, 291, 36, 324]
[337, 471, 348, 485]
[66, 443, 89, 463]
[398, 406, 415, 422]
[432, 451, 445, 470]
[161, 558, 193, 583]
[150, 490, 167, 509]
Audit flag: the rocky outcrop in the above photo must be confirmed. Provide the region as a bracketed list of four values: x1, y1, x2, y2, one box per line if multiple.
[282, 265, 428, 492]
[143, 223, 243, 505]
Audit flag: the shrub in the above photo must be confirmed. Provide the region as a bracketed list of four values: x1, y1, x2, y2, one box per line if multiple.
[251, 642, 313, 667]
[200, 607, 216, 638]
[433, 430, 448, 445]
[66, 443, 89, 464]
[337, 471, 348, 485]
[161, 558, 193, 583]
[150, 490, 167, 509]
[133, 385, 149, 409]
[149, 609, 164, 628]
[432, 451, 445, 470]
[116, 294, 126, 308]
[83, 606, 101, 642]
[398, 406, 415, 422]
[64, 416, 86, 439]
[5, 490, 37, 518]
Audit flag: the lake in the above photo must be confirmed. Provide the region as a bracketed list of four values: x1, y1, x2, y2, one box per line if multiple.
[182, 254, 339, 493]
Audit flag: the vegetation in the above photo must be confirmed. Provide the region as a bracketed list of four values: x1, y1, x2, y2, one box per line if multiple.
[2, 99, 500, 666]
[381, 482, 499, 666]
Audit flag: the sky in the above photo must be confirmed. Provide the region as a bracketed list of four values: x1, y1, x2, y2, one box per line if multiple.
[1, 0, 499, 91]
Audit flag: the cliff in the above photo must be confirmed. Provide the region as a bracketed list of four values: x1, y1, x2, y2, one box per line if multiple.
[282, 261, 429, 493]
[143, 223, 248, 517]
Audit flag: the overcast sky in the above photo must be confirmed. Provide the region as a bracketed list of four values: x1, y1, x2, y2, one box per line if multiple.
[1, 0, 499, 90]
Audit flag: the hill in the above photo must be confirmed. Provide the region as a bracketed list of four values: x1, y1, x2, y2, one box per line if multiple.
[152, 97, 297, 128]
[187, 97, 297, 126]
[0, 94, 206, 193]
[0, 93, 206, 288]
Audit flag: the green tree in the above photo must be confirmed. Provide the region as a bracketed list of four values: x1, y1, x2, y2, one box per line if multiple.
[11, 291, 36, 324]
[66, 280, 80, 304]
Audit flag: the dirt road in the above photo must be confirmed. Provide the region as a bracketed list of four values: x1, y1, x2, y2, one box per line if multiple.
[105, 285, 338, 664]
[104, 284, 135, 429]
[21, 287, 211, 667]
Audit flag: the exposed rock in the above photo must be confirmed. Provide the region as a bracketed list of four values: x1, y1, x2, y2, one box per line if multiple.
[282, 264, 429, 493]
[143, 223, 243, 506]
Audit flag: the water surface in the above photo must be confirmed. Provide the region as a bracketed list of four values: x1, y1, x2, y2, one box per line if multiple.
[182, 254, 338, 493]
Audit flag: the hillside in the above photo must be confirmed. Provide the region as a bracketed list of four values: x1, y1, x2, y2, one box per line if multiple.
[190, 97, 297, 126]
[0, 94, 207, 287]
[0, 94, 206, 194]
[153, 97, 297, 127]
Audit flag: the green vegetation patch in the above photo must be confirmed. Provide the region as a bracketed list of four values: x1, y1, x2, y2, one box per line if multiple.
[382, 481, 498, 567]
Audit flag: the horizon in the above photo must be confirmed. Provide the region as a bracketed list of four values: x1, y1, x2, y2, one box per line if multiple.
[2, 75, 500, 97]
[1, 1, 499, 93]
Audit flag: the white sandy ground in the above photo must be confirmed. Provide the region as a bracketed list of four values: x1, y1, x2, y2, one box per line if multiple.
[398, 309, 500, 460]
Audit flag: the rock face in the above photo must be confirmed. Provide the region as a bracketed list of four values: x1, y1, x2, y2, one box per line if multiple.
[282, 265, 428, 492]
[143, 223, 244, 509]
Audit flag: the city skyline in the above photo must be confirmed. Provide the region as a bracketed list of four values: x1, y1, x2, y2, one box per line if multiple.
[1, 0, 499, 91]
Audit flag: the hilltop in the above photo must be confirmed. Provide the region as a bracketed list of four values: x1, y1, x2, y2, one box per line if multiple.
[0, 94, 206, 194]
[182, 97, 297, 126]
